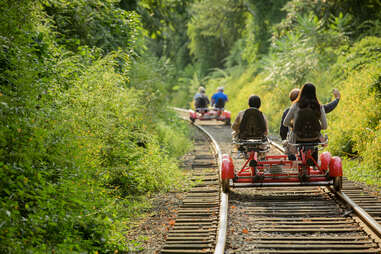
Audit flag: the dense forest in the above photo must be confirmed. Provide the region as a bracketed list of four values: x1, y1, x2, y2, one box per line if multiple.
[1, 0, 380, 252]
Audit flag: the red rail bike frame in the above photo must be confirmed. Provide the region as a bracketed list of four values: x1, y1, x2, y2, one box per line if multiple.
[234, 146, 329, 184]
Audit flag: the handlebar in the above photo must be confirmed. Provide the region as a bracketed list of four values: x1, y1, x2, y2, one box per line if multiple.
[195, 107, 223, 110]
[287, 139, 328, 152]
[233, 138, 269, 146]
[288, 139, 328, 147]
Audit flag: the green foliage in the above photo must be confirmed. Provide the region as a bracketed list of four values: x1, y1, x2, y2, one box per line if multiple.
[119, 0, 203, 107]
[134, 0, 194, 68]
[241, 0, 289, 64]
[342, 159, 381, 188]
[358, 19, 381, 39]
[225, 39, 247, 68]
[0, 0, 191, 252]
[42, 0, 142, 54]
[327, 38, 381, 176]
[264, 11, 354, 86]
[275, 0, 381, 40]
[187, 0, 246, 75]
[273, 0, 331, 38]
[172, 67, 202, 108]
[263, 27, 320, 85]
[202, 0, 381, 188]
[3, 0, 381, 251]
[335, 36, 381, 74]
[128, 54, 177, 110]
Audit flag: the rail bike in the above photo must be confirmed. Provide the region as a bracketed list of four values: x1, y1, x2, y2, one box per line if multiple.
[189, 107, 231, 125]
[220, 138, 343, 193]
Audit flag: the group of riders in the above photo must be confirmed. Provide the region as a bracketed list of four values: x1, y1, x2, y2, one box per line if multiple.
[194, 83, 341, 159]
[194, 86, 228, 113]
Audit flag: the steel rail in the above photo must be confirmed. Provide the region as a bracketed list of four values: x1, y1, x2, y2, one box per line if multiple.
[269, 139, 285, 152]
[333, 188, 381, 238]
[193, 124, 228, 254]
[171, 106, 191, 113]
[271, 139, 381, 239]
[233, 181, 333, 187]
[171, 107, 228, 253]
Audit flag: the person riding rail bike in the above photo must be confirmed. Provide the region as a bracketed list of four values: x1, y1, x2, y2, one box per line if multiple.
[283, 83, 327, 179]
[211, 87, 228, 116]
[232, 95, 269, 158]
[194, 87, 210, 114]
[280, 87, 340, 160]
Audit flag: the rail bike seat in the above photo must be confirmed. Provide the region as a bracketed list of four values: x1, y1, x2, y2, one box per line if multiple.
[195, 107, 209, 113]
[288, 137, 328, 168]
[214, 97, 226, 110]
[288, 136, 328, 152]
[233, 137, 270, 153]
[213, 106, 224, 111]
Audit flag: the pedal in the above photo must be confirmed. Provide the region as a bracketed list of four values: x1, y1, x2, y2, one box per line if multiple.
[300, 174, 309, 182]
[270, 164, 282, 179]
[299, 166, 309, 182]
[249, 159, 257, 167]
[254, 174, 264, 182]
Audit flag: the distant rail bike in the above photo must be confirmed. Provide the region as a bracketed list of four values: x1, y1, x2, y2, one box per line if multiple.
[189, 107, 231, 125]
[220, 138, 343, 193]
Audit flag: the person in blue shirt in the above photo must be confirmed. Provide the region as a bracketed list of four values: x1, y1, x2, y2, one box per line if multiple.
[211, 87, 228, 109]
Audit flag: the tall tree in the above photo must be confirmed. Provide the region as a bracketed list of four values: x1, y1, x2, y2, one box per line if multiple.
[187, 0, 246, 76]
[241, 0, 289, 65]
[124, 0, 194, 69]
[43, 0, 140, 54]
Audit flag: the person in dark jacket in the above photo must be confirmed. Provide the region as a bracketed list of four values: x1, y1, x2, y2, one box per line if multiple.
[194, 87, 210, 110]
[280, 88, 340, 140]
[232, 95, 269, 158]
[232, 95, 268, 141]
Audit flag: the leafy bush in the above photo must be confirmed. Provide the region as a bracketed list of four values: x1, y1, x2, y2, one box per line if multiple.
[187, 0, 246, 75]
[327, 37, 381, 175]
[335, 36, 381, 75]
[43, 0, 141, 54]
[0, 1, 191, 252]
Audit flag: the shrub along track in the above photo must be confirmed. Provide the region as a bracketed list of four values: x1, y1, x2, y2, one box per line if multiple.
[161, 117, 381, 253]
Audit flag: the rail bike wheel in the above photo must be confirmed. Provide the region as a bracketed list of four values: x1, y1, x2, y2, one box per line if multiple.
[333, 176, 342, 192]
[221, 178, 230, 193]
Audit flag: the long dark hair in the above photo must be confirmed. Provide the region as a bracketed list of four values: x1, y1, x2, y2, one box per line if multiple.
[294, 83, 321, 116]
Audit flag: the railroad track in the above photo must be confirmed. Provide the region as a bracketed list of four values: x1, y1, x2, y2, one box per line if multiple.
[227, 185, 381, 253]
[164, 111, 381, 253]
[225, 141, 381, 253]
[160, 124, 221, 253]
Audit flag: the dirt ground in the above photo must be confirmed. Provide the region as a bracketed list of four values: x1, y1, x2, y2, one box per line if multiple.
[125, 191, 187, 253]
